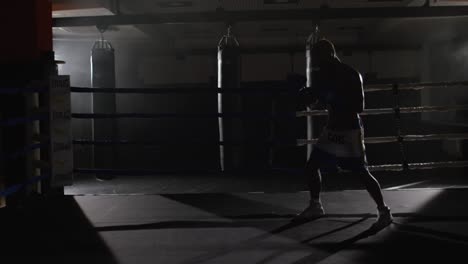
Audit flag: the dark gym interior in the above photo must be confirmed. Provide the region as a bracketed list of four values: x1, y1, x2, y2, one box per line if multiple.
[2, 1, 468, 263]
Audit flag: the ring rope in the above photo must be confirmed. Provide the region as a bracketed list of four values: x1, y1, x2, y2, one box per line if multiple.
[71, 87, 292, 94]
[0, 115, 48, 127]
[73, 160, 468, 176]
[70, 81, 468, 95]
[365, 81, 468, 92]
[368, 161, 468, 172]
[296, 105, 468, 117]
[74, 133, 468, 147]
[0, 143, 48, 160]
[402, 133, 468, 141]
[0, 87, 48, 94]
[73, 139, 297, 147]
[70, 105, 468, 120]
[71, 112, 296, 119]
[0, 174, 50, 197]
[297, 133, 468, 145]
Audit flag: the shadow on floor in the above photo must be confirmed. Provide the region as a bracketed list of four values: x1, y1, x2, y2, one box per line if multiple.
[161, 193, 299, 218]
[160, 190, 468, 264]
[0, 195, 118, 264]
[159, 193, 377, 264]
[294, 189, 468, 264]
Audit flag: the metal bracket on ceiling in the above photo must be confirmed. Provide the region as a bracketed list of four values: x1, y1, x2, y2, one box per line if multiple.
[96, 24, 109, 41]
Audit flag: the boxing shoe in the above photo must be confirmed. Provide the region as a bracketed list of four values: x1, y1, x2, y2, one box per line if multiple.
[293, 201, 325, 222]
[371, 206, 393, 230]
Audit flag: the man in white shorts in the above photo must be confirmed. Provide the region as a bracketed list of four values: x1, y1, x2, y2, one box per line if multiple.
[296, 39, 392, 229]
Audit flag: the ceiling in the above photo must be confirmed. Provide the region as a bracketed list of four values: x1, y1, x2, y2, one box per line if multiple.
[51, 0, 468, 52]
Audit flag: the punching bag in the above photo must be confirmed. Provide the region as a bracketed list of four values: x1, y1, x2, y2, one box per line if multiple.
[305, 25, 320, 159]
[91, 38, 118, 180]
[91, 40, 115, 88]
[217, 27, 242, 171]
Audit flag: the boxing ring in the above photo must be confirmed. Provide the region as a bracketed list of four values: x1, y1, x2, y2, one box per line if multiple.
[69, 80, 468, 178]
[0, 76, 72, 205]
[2, 78, 468, 200]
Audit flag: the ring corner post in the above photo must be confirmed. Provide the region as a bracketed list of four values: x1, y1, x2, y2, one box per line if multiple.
[44, 74, 73, 196]
[0, 0, 56, 206]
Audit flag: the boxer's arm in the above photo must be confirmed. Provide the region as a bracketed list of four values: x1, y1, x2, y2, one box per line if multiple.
[350, 72, 365, 113]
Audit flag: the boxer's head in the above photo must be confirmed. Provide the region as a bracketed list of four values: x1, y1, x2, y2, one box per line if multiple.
[312, 38, 337, 67]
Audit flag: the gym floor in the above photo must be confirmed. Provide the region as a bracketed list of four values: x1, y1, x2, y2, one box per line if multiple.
[2, 169, 468, 264]
[2, 186, 468, 264]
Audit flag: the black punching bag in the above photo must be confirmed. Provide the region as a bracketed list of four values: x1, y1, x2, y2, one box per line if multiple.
[91, 38, 118, 180]
[305, 26, 320, 159]
[217, 27, 242, 171]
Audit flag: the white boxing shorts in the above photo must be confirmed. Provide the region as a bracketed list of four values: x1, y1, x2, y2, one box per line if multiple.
[310, 126, 368, 171]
